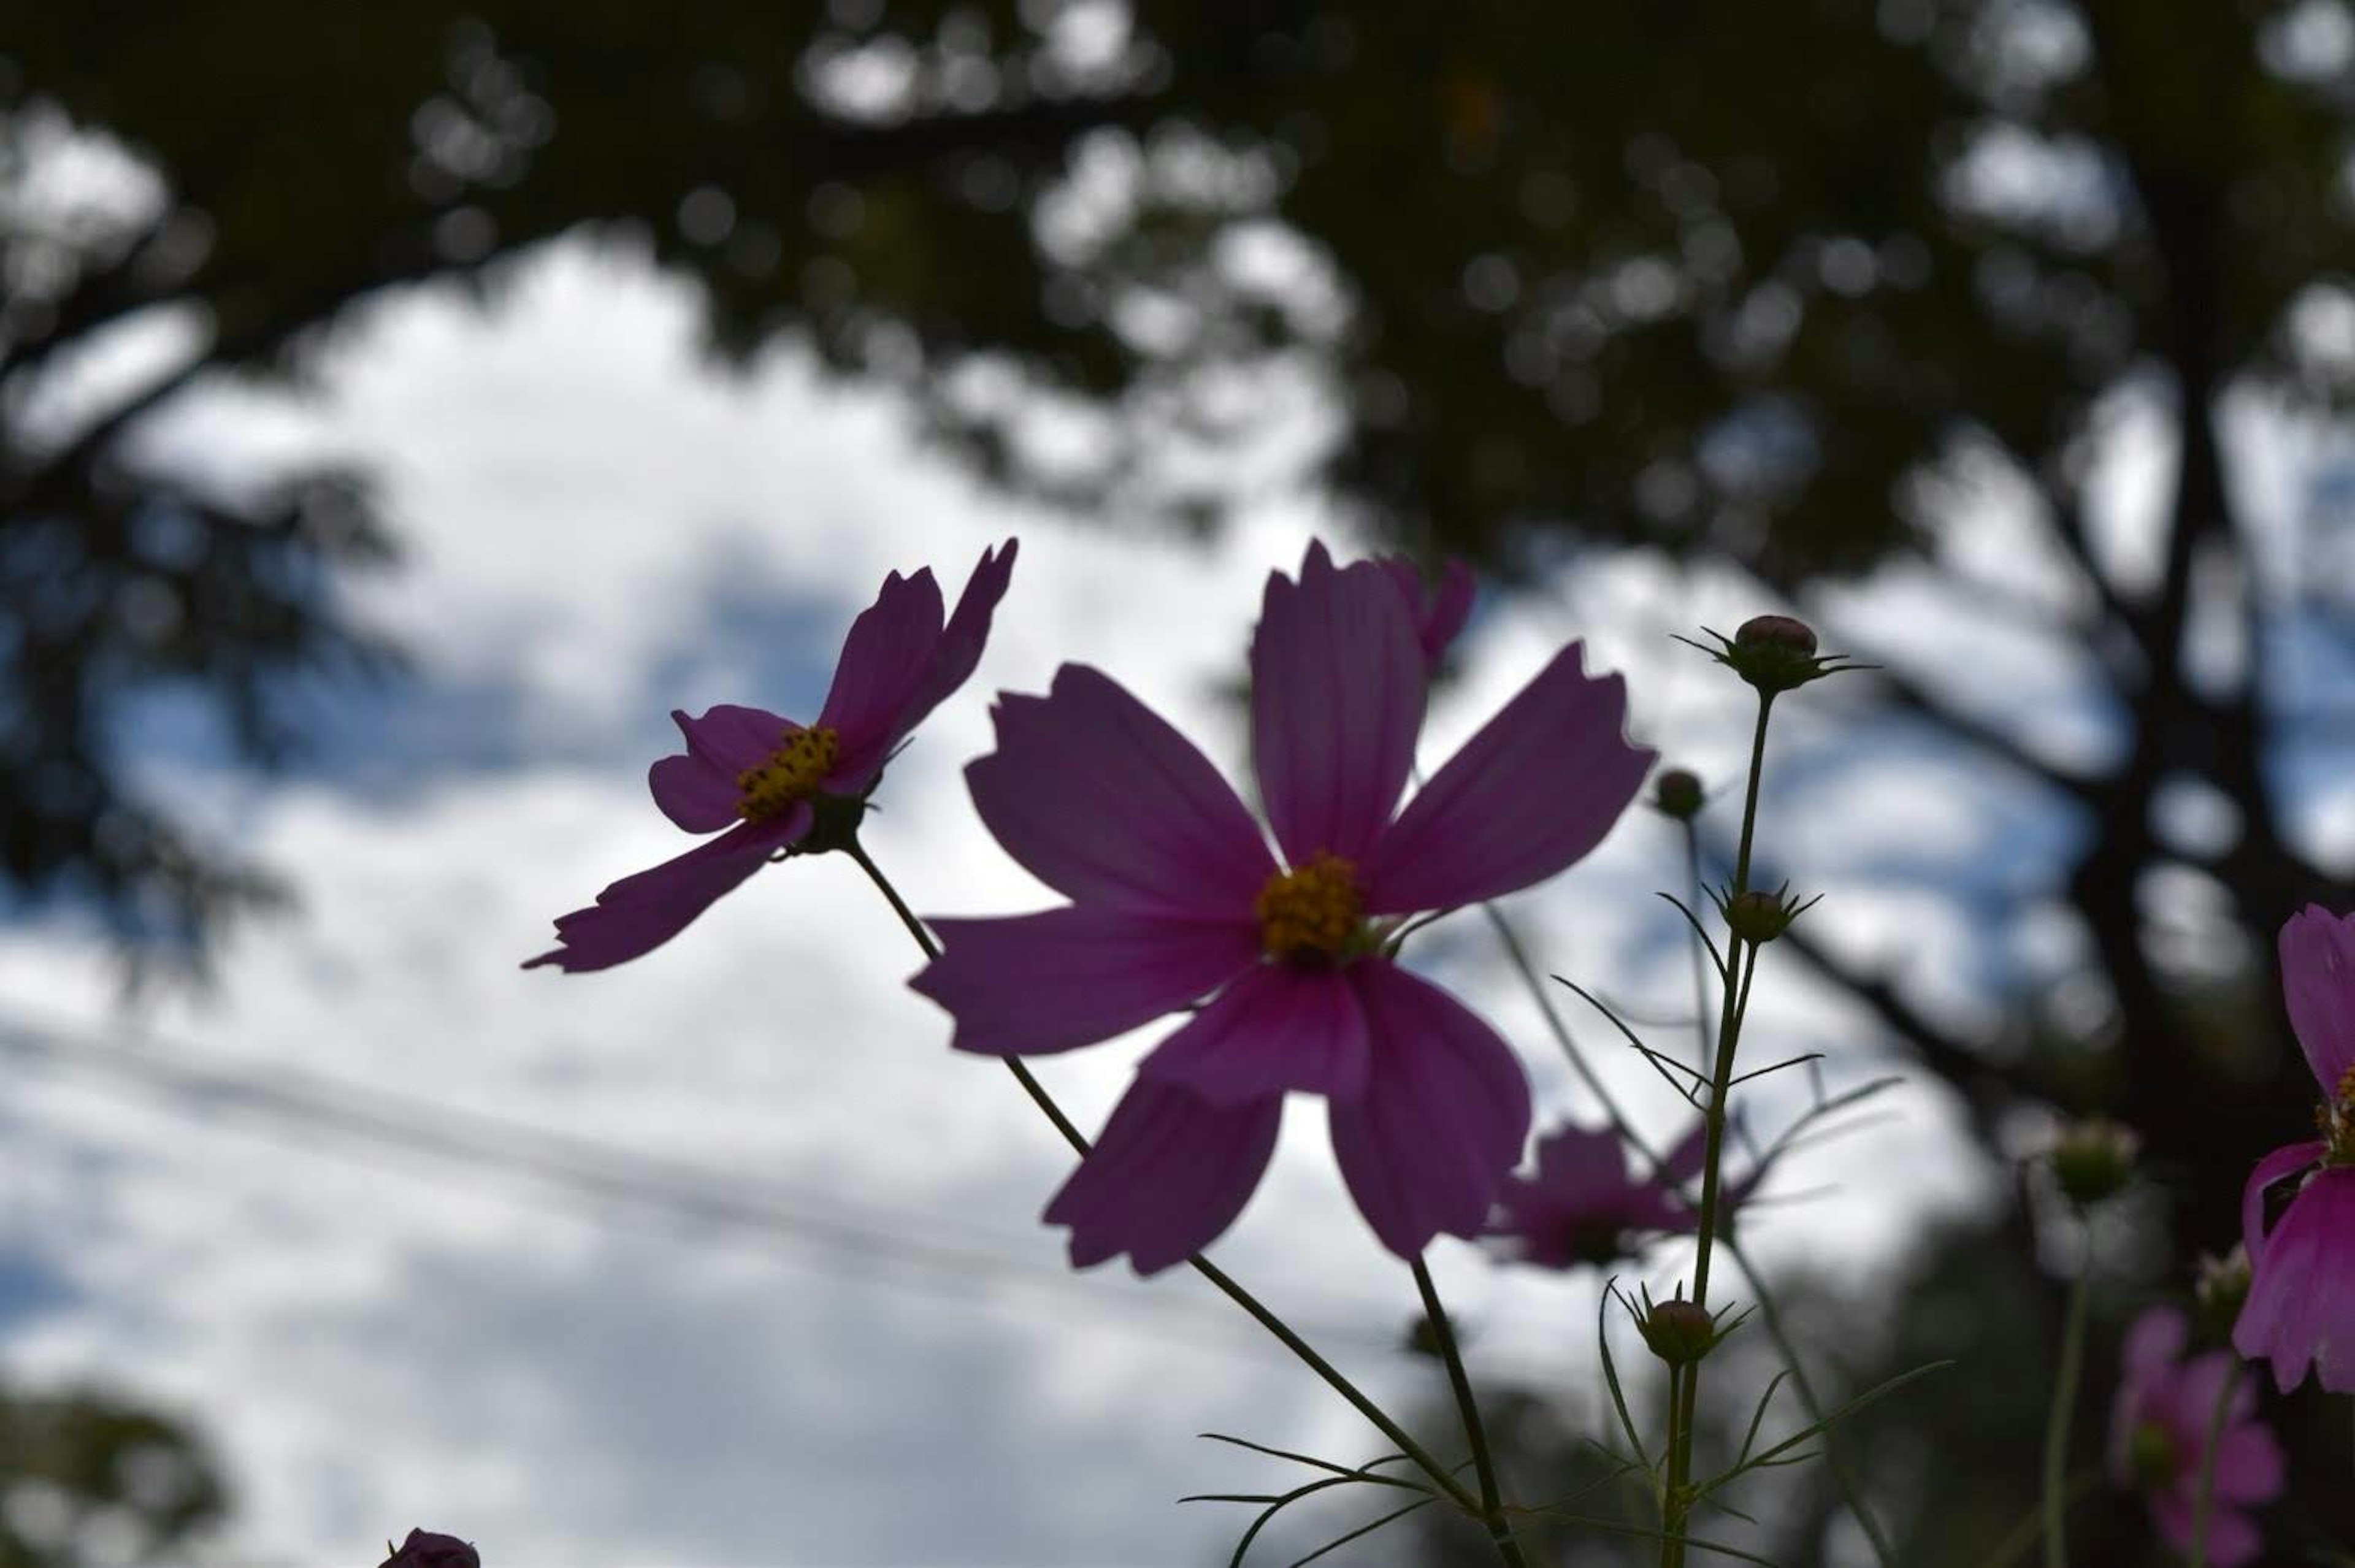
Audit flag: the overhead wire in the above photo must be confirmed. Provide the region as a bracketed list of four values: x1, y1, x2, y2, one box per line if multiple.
[0, 1006, 1591, 1388]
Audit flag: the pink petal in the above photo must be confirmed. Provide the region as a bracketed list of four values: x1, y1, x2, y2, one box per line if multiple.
[2239, 1139, 2324, 1270]
[1137, 962, 1370, 1106]
[1328, 962, 1531, 1258]
[1361, 640, 1655, 915]
[1044, 1078, 1282, 1274]
[650, 757, 742, 833]
[2150, 1494, 2262, 1568]
[672, 705, 793, 773]
[887, 538, 1017, 755]
[2280, 904, 2355, 1090]
[2235, 1167, 2355, 1393]
[2123, 1306, 2189, 1382]
[967, 664, 1276, 917]
[1381, 556, 1477, 670]
[2210, 1418, 2287, 1504]
[818, 567, 946, 781]
[1251, 541, 1425, 865]
[1531, 1122, 1632, 1192]
[523, 812, 805, 973]
[1660, 1117, 1712, 1187]
[910, 906, 1259, 1057]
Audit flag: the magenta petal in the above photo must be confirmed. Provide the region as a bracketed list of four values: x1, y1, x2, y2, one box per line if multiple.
[2210, 1419, 2287, 1504]
[1251, 541, 1425, 865]
[2280, 904, 2355, 1089]
[818, 567, 947, 779]
[2123, 1306, 2189, 1382]
[1362, 640, 1655, 914]
[887, 539, 1017, 753]
[2150, 1493, 2261, 1568]
[1328, 962, 1531, 1258]
[968, 664, 1276, 916]
[911, 906, 1260, 1057]
[649, 752, 743, 832]
[1382, 556, 1477, 669]
[2240, 1139, 2323, 1269]
[1044, 1078, 1282, 1274]
[2235, 1167, 2355, 1392]
[672, 705, 792, 773]
[523, 813, 803, 972]
[1137, 963, 1370, 1106]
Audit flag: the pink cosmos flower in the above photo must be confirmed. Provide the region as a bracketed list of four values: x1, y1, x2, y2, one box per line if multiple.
[1492, 1117, 1771, 1269]
[1379, 555, 1476, 671]
[911, 541, 1653, 1271]
[2111, 1306, 2283, 1567]
[526, 541, 1016, 973]
[2234, 903, 2355, 1391]
[381, 1530, 481, 1568]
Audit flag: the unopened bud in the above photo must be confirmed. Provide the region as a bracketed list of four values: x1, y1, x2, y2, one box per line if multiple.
[1693, 614, 1848, 696]
[1736, 614, 1818, 657]
[381, 1531, 480, 1568]
[2050, 1117, 2139, 1206]
[1725, 889, 1795, 944]
[2194, 1244, 2253, 1340]
[1654, 768, 1705, 820]
[2126, 1421, 2177, 1489]
[1638, 1296, 1721, 1368]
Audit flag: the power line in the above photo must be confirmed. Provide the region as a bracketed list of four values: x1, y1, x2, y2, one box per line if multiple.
[0, 1008, 1582, 1385]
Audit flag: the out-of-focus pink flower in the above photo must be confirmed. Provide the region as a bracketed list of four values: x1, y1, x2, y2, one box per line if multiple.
[526, 541, 1016, 973]
[380, 1529, 480, 1568]
[2235, 904, 2355, 1391]
[1491, 1117, 1771, 1269]
[1379, 555, 1476, 670]
[912, 541, 1653, 1270]
[2111, 1307, 2283, 1567]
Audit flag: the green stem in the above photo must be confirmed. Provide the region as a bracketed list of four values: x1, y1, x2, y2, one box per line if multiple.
[2041, 1244, 2094, 1568]
[843, 840, 1482, 1516]
[1682, 820, 1715, 1064]
[1969, 1472, 2097, 1568]
[1481, 892, 1896, 1567]
[1664, 691, 1777, 1566]
[1412, 1258, 1531, 1568]
[2188, 1357, 2240, 1568]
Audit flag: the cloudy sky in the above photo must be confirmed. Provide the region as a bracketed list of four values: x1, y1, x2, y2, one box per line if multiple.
[0, 242, 2035, 1566]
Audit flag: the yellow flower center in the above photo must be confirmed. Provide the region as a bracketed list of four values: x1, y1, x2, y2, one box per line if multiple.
[735, 725, 840, 821]
[2320, 1066, 2355, 1166]
[1254, 854, 1364, 962]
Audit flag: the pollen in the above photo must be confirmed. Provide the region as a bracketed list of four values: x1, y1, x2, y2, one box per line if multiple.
[1255, 854, 1363, 962]
[735, 725, 840, 821]
[2319, 1066, 2355, 1166]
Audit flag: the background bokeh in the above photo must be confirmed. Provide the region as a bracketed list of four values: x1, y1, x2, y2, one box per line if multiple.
[4, 3, 2354, 1563]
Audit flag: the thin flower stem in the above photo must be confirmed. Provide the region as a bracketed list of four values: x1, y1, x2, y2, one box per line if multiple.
[2041, 1241, 2095, 1568]
[1665, 690, 1779, 1568]
[1479, 895, 1895, 1566]
[1966, 1472, 2098, 1568]
[1683, 822, 1715, 1065]
[841, 840, 1482, 1517]
[1411, 1258, 1531, 1568]
[2188, 1357, 2241, 1568]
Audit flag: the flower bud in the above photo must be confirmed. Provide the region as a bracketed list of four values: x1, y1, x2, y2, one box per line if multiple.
[1725, 889, 1795, 944]
[1653, 768, 1705, 820]
[2049, 1117, 2139, 1206]
[1690, 614, 1849, 696]
[1736, 614, 1818, 657]
[1637, 1296, 1721, 1368]
[2194, 1245, 2253, 1340]
[2125, 1421, 2177, 1490]
[381, 1531, 480, 1568]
